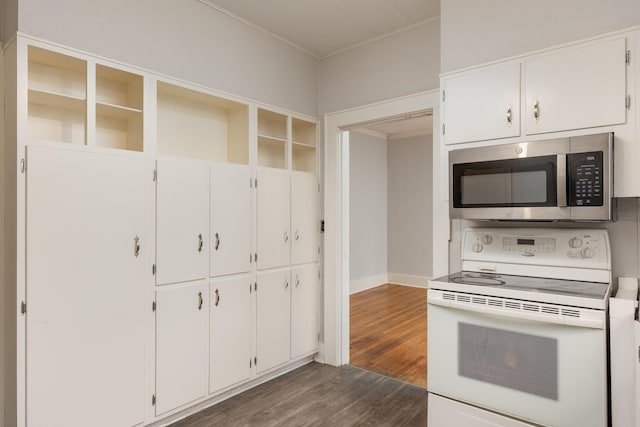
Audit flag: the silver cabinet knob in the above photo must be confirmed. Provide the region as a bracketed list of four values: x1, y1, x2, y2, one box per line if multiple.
[284, 232, 289, 242]
[533, 99, 540, 122]
[197, 234, 203, 253]
[506, 105, 513, 126]
[134, 235, 141, 257]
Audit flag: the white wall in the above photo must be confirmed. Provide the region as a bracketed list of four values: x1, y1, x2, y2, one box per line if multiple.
[16, 0, 318, 115]
[441, 0, 640, 72]
[318, 19, 440, 114]
[387, 134, 433, 280]
[1, 0, 18, 44]
[349, 131, 388, 291]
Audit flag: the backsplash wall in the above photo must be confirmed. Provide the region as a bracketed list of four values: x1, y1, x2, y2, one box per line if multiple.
[448, 198, 640, 289]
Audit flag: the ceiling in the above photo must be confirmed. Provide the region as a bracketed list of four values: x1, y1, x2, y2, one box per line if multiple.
[198, 0, 440, 59]
[353, 113, 433, 139]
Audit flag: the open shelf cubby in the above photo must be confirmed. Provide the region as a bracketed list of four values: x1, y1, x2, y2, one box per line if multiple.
[96, 65, 143, 151]
[28, 46, 87, 144]
[157, 81, 249, 163]
[292, 118, 316, 173]
[258, 109, 287, 169]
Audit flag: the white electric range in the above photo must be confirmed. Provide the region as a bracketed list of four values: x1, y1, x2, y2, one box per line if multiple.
[427, 227, 611, 427]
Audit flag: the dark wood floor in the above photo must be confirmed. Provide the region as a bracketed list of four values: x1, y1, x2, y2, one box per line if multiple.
[170, 362, 427, 426]
[350, 284, 427, 388]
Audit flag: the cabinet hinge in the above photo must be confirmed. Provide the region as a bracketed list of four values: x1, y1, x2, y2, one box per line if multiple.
[254, 282, 257, 292]
[320, 220, 325, 233]
[626, 50, 631, 65]
[152, 301, 156, 312]
[250, 253, 252, 264]
[626, 94, 631, 110]
[153, 169, 157, 182]
[318, 332, 321, 342]
[250, 358, 252, 368]
[20, 158, 26, 174]
[249, 283, 252, 294]
[254, 253, 258, 262]
[254, 356, 257, 366]
[152, 394, 156, 406]
[441, 123, 445, 135]
[255, 178, 258, 188]
[442, 89, 445, 102]
[21, 301, 26, 315]
[152, 264, 156, 275]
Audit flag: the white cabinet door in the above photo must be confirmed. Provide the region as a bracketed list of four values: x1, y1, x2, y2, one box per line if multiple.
[257, 169, 290, 269]
[525, 37, 627, 135]
[256, 268, 291, 372]
[291, 173, 318, 265]
[210, 276, 252, 393]
[156, 281, 209, 415]
[156, 158, 209, 285]
[291, 263, 319, 358]
[26, 146, 145, 427]
[210, 163, 251, 277]
[443, 62, 521, 145]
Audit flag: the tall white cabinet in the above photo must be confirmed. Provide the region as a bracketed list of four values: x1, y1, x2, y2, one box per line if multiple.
[3, 35, 320, 427]
[26, 146, 147, 427]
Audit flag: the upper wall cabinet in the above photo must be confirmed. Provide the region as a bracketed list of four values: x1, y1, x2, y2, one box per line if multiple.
[157, 82, 249, 163]
[442, 62, 521, 145]
[525, 37, 628, 135]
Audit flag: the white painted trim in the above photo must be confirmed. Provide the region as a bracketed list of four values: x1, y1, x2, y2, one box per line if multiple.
[322, 89, 445, 367]
[350, 128, 388, 140]
[388, 128, 433, 140]
[349, 274, 388, 295]
[387, 273, 430, 288]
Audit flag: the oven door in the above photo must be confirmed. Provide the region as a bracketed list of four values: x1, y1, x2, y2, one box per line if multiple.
[427, 297, 607, 427]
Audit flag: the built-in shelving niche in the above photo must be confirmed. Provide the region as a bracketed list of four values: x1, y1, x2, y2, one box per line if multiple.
[96, 65, 144, 152]
[258, 108, 287, 169]
[157, 82, 249, 164]
[292, 118, 316, 173]
[28, 46, 87, 145]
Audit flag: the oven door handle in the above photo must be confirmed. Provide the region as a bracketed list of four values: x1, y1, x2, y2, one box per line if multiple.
[557, 154, 567, 207]
[428, 296, 605, 329]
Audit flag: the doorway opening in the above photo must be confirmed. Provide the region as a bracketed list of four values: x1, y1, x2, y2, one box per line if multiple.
[345, 112, 433, 387]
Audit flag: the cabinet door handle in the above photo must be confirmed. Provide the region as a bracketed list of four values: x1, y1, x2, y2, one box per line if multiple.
[214, 289, 220, 307]
[284, 232, 289, 242]
[295, 230, 300, 241]
[214, 232, 220, 251]
[284, 279, 289, 289]
[295, 275, 300, 288]
[198, 291, 203, 310]
[197, 234, 203, 253]
[506, 105, 512, 126]
[134, 235, 141, 258]
[533, 99, 540, 122]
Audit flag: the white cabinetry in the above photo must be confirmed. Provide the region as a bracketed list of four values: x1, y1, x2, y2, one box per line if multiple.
[210, 164, 251, 277]
[525, 37, 627, 135]
[209, 275, 252, 392]
[156, 158, 209, 285]
[257, 169, 291, 270]
[26, 146, 146, 427]
[442, 62, 521, 145]
[155, 281, 209, 415]
[256, 268, 291, 373]
[291, 173, 319, 265]
[291, 263, 320, 358]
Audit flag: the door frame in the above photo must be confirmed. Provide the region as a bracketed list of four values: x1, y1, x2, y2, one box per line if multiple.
[321, 89, 448, 366]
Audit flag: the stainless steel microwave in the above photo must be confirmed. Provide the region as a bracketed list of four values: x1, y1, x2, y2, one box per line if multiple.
[449, 133, 613, 221]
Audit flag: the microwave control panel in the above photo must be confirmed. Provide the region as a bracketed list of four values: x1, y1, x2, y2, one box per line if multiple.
[568, 151, 603, 207]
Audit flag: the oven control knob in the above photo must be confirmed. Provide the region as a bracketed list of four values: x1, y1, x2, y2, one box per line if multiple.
[569, 237, 583, 248]
[472, 243, 483, 253]
[482, 235, 493, 245]
[581, 247, 595, 259]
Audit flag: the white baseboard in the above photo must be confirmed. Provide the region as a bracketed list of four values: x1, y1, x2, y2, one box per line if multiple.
[350, 274, 388, 295]
[387, 273, 431, 288]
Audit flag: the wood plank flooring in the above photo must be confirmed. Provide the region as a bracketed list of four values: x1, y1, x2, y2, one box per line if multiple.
[170, 362, 427, 426]
[350, 284, 427, 388]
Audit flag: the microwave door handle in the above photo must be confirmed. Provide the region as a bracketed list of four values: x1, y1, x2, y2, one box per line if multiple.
[557, 154, 567, 207]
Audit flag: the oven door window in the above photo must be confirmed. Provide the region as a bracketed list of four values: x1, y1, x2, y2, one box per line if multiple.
[453, 156, 556, 208]
[459, 323, 558, 400]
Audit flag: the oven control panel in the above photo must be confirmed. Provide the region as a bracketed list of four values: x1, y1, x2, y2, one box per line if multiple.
[463, 228, 610, 270]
